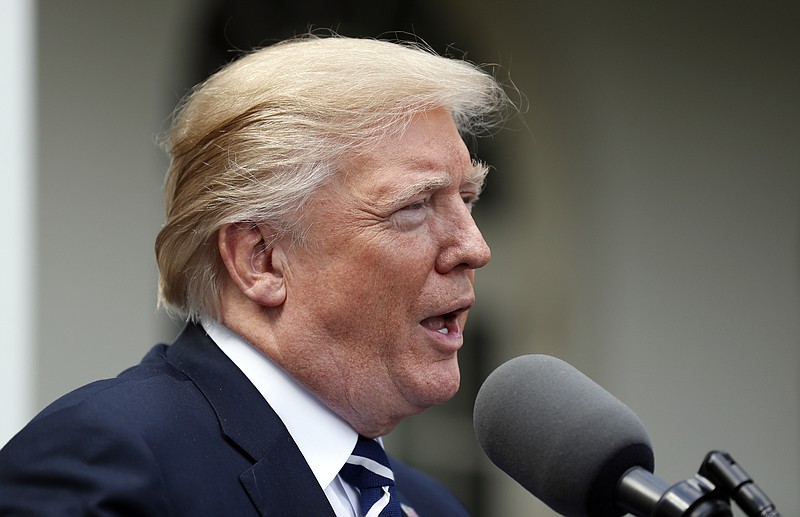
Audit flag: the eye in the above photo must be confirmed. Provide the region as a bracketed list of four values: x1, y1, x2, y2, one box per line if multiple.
[461, 192, 480, 212]
[406, 199, 433, 212]
[392, 198, 431, 228]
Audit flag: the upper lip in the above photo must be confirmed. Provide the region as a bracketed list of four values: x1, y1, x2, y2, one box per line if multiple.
[426, 295, 475, 320]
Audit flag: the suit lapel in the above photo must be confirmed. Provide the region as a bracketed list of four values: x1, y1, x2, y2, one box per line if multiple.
[240, 442, 337, 516]
[167, 323, 335, 517]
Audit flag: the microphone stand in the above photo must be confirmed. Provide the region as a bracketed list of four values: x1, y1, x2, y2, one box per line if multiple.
[617, 466, 732, 516]
[699, 451, 780, 517]
[616, 451, 780, 517]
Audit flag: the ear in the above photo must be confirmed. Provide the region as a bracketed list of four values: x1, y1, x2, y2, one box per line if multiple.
[217, 223, 287, 308]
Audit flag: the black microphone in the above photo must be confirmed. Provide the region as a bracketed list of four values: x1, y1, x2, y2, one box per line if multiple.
[473, 354, 656, 517]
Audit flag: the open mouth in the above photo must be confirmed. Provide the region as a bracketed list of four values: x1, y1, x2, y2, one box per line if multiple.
[420, 307, 467, 336]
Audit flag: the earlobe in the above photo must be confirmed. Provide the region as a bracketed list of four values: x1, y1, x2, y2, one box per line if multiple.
[218, 223, 287, 307]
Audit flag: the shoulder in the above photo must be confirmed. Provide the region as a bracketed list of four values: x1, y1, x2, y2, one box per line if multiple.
[0, 345, 184, 514]
[391, 457, 470, 517]
[0, 342, 235, 515]
[3, 340, 233, 465]
[31, 344, 208, 431]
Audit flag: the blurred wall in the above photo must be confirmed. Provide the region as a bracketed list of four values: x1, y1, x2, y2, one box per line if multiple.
[465, 3, 800, 515]
[1, 0, 36, 445]
[33, 0, 193, 409]
[2, 1, 797, 516]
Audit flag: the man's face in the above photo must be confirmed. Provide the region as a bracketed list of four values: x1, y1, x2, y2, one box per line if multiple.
[277, 108, 491, 435]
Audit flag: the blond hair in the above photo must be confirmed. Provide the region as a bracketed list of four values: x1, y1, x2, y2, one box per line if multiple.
[156, 35, 509, 321]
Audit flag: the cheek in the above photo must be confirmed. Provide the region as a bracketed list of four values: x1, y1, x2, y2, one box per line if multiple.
[388, 353, 462, 407]
[295, 228, 439, 345]
[352, 242, 432, 299]
[307, 256, 418, 343]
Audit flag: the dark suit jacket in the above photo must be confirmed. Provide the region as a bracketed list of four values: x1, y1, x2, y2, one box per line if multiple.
[0, 323, 469, 516]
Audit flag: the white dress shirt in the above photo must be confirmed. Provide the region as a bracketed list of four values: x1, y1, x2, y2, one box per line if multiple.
[201, 319, 363, 517]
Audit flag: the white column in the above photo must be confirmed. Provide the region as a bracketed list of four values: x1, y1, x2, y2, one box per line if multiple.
[0, 0, 36, 446]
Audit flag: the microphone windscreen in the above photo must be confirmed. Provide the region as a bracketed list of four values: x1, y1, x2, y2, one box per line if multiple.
[473, 355, 654, 517]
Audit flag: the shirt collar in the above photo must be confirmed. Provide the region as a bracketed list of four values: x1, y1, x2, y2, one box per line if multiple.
[201, 318, 358, 490]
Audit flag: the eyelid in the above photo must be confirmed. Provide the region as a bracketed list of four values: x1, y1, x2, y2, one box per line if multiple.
[402, 198, 430, 211]
[401, 184, 479, 210]
[463, 191, 480, 203]
[391, 198, 430, 229]
[396, 188, 435, 210]
[462, 181, 482, 198]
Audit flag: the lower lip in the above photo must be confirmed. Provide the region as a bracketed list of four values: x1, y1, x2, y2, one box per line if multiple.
[419, 324, 463, 353]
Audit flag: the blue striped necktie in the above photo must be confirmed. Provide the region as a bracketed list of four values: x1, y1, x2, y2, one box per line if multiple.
[339, 435, 402, 517]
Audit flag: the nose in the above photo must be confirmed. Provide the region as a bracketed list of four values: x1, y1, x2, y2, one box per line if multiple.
[435, 201, 492, 274]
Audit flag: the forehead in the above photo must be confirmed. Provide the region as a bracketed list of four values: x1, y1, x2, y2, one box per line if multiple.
[343, 109, 479, 200]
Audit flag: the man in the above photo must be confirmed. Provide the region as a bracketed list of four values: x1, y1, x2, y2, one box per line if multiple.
[0, 35, 509, 516]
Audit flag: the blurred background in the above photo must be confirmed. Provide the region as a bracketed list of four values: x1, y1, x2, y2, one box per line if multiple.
[2, 1, 798, 515]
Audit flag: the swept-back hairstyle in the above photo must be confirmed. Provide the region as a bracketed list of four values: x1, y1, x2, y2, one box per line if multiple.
[156, 35, 510, 321]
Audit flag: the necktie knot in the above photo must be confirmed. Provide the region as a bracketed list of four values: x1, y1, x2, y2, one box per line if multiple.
[340, 436, 402, 517]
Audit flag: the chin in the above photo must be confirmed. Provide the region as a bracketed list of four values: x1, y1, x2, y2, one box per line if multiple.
[408, 363, 461, 408]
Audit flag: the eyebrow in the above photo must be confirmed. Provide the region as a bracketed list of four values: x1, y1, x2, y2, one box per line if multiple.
[386, 160, 489, 206]
[389, 175, 451, 205]
[468, 160, 490, 189]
